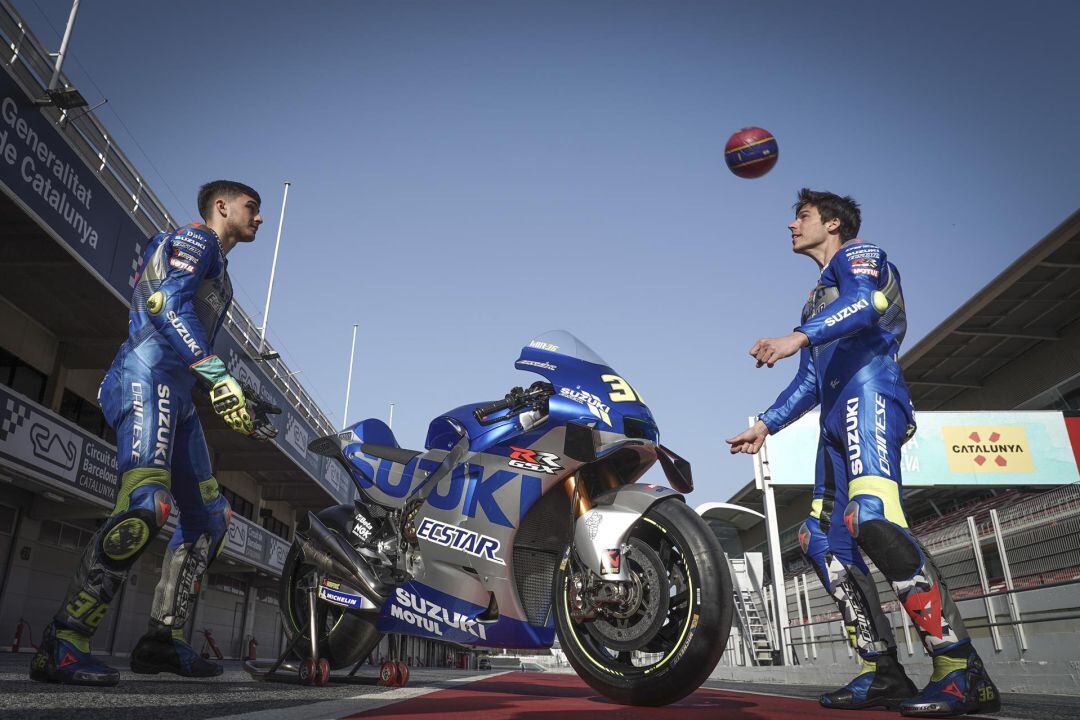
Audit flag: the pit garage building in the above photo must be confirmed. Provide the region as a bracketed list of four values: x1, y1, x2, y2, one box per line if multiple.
[0, 2, 457, 668]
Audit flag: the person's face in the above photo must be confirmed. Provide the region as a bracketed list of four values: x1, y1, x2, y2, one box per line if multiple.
[788, 204, 838, 255]
[220, 193, 263, 242]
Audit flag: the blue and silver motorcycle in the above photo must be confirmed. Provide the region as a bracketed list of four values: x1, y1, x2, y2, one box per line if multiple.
[278, 331, 733, 705]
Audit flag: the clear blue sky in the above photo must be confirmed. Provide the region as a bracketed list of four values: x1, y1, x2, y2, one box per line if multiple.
[19, 0, 1080, 501]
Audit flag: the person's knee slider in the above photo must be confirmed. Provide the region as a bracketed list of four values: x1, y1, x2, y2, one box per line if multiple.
[798, 515, 828, 556]
[845, 476, 921, 582]
[103, 468, 173, 564]
[798, 517, 832, 586]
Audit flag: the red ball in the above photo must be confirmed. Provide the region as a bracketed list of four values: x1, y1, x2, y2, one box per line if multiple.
[725, 126, 779, 179]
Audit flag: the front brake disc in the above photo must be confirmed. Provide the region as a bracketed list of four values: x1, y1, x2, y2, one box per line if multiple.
[585, 540, 670, 651]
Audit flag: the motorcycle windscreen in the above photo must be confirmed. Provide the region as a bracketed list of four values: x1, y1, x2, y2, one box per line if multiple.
[514, 330, 658, 440]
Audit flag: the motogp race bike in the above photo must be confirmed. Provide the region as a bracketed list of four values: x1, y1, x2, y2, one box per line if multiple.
[277, 332, 733, 705]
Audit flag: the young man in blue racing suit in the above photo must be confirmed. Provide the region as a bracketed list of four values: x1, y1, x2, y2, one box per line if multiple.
[726, 189, 999, 716]
[31, 181, 277, 686]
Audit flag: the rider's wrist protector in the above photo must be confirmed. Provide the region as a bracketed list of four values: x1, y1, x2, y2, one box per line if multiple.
[190, 354, 230, 386]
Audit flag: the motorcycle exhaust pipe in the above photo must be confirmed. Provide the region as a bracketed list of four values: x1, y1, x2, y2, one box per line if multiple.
[298, 512, 392, 607]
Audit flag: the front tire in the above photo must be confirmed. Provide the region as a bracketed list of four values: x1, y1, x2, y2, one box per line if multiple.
[553, 498, 733, 706]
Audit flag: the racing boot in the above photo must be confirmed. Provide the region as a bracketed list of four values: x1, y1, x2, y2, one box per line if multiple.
[29, 622, 120, 686]
[901, 644, 1000, 717]
[130, 623, 222, 677]
[820, 649, 917, 711]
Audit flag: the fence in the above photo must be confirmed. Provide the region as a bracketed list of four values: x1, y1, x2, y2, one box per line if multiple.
[780, 482, 1080, 662]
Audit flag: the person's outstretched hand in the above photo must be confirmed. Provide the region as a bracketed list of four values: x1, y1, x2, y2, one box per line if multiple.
[726, 419, 770, 455]
[750, 331, 808, 368]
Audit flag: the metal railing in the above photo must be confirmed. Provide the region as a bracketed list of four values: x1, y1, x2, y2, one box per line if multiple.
[0, 0, 335, 436]
[775, 482, 1080, 660]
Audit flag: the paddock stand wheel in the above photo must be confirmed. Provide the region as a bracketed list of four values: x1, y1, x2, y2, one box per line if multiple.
[243, 573, 334, 686]
[395, 661, 409, 687]
[299, 658, 316, 686]
[314, 658, 330, 687]
[378, 660, 400, 687]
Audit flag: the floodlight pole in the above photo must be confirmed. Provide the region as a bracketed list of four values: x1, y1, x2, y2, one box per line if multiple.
[47, 0, 81, 92]
[259, 181, 291, 352]
[341, 324, 359, 430]
[388, 403, 395, 429]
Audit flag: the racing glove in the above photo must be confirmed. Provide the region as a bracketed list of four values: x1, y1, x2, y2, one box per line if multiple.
[192, 355, 282, 440]
[248, 404, 279, 442]
[211, 377, 254, 435]
[191, 355, 254, 436]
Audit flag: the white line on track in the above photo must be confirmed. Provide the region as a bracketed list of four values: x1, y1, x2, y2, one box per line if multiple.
[213, 672, 509, 720]
[709, 686, 814, 701]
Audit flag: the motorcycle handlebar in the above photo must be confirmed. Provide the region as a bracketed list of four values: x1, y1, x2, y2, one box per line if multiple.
[474, 396, 514, 421]
[473, 383, 552, 424]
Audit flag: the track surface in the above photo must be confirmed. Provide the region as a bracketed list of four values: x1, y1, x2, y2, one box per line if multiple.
[1, 655, 1075, 719]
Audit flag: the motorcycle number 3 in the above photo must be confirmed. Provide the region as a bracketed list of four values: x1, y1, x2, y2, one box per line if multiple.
[601, 374, 644, 404]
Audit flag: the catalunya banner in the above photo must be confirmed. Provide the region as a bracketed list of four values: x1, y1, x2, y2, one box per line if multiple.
[764, 410, 1080, 487]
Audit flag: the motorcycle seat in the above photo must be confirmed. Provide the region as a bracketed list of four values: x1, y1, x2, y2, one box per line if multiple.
[308, 418, 422, 464]
[359, 443, 422, 465]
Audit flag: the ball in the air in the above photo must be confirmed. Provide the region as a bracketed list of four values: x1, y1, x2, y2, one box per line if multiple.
[725, 126, 778, 178]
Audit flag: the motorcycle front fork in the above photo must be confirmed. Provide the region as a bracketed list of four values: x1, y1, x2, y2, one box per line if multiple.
[562, 465, 622, 517]
[562, 466, 631, 622]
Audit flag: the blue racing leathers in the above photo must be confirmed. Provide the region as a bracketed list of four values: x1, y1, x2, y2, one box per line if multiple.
[54, 224, 233, 639]
[760, 240, 969, 661]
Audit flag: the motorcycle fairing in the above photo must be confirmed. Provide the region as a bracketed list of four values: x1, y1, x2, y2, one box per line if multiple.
[399, 426, 575, 638]
[376, 580, 554, 648]
[310, 419, 451, 509]
[309, 331, 694, 651]
[514, 331, 658, 441]
[385, 427, 681, 642]
[350, 418, 399, 447]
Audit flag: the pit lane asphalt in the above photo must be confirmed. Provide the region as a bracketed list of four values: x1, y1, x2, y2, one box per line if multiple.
[0, 654, 482, 720]
[2, 654, 1077, 720]
[701, 679, 1080, 720]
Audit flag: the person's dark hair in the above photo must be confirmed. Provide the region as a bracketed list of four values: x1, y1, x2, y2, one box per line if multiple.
[197, 180, 261, 221]
[794, 188, 861, 242]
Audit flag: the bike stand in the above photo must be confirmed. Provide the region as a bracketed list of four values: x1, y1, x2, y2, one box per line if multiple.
[243, 572, 409, 688]
[244, 576, 330, 686]
[374, 634, 410, 688]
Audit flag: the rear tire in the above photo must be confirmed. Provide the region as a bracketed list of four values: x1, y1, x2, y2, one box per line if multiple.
[279, 507, 383, 670]
[553, 498, 733, 706]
